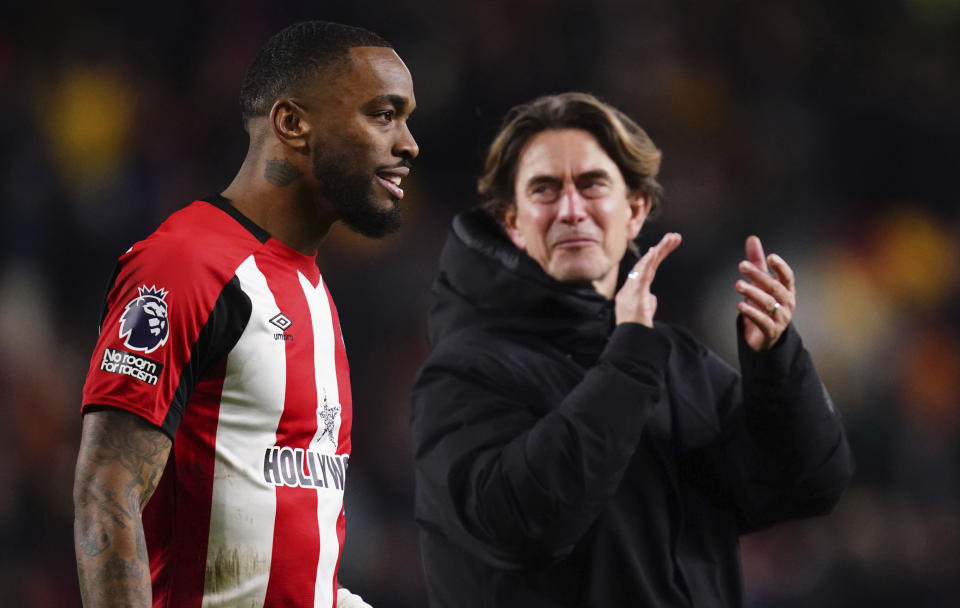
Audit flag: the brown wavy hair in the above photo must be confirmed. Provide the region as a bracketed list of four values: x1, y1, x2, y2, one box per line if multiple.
[478, 92, 663, 222]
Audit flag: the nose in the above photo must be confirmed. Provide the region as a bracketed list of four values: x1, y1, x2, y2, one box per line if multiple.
[394, 121, 419, 159]
[557, 185, 587, 224]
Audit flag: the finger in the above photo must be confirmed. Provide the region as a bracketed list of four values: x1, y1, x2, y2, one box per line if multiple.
[630, 233, 681, 286]
[745, 235, 768, 272]
[737, 274, 794, 322]
[650, 233, 682, 268]
[739, 288, 793, 325]
[767, 253, 796, 293]
[737, 300, 779, 335]
[738, 260, 793, 308]
[735, 279, 780, 313]
[643, 233, 681, 283]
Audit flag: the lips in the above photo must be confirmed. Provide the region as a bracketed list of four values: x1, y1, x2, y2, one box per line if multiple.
[376, 165, 410, 200]
[552, 236, 599, 249]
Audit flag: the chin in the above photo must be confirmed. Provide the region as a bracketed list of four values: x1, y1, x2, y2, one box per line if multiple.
[333, 190, 403, 239]
[382, 196, 401, 210]
[548, 263, 607, 285]
[548, 252, 610, 282]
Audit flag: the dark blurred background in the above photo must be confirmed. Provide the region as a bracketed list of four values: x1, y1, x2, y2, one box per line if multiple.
[1, 0, 958, 606]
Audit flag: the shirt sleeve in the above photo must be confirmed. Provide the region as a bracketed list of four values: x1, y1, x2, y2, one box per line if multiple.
[81, 235, 250, 438]
[714, 318, 855, 532]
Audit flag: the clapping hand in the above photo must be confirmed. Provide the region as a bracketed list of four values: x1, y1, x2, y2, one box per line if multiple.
[734, 236, 796, 351]
[615, 233, 683, 327]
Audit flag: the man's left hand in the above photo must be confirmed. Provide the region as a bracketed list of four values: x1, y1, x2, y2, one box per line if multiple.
[734, 235, 796, 351]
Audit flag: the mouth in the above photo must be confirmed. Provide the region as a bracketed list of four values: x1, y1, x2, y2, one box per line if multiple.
[553, 237, 599, 249]
[375, 165, 410, 200]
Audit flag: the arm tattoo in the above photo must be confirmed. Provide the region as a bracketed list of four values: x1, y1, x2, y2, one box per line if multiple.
[75, 410, 171, 606]
[78, 473, 129, 529]
[80, 551, 153, 607]
[83, 411, 169, 508]
[78, 524, 110, 557]
[264, 158, 303, 186]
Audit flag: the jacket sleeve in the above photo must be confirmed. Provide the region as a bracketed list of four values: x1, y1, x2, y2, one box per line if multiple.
[716, 318, 855, 533]
[411, 323, 670, 569]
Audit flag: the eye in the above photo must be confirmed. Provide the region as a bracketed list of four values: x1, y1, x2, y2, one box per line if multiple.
[529, 183, 560, 201]
[580, 180, 610, 197]
[530, 182, 557, 200]
[372, 110, 395, 124]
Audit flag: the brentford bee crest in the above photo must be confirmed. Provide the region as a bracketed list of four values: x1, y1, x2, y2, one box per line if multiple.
[119, 285, 170, 354]
[316, 388, 341, 448]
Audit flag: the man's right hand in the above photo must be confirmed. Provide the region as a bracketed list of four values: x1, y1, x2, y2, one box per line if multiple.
[74, 409, 171, 607]
[615, 233, 682, 327]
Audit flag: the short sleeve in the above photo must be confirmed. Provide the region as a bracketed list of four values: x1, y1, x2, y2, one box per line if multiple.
[81, 234, 249, 437]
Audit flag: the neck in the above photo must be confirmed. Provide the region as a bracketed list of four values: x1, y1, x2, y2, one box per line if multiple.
[221, 155, 336, 255]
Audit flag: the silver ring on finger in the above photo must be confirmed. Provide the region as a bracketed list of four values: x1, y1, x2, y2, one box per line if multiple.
[628, 270, 640, 280]
[768, 301, 781, 317]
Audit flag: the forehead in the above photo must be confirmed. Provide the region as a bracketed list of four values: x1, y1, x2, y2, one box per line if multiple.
[515, 129, 620, 180]
[321, 46, 415, 108]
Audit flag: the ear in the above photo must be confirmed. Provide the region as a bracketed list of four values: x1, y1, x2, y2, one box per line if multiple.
[626, 191, 650, 241]
[502, 204, 527, 250]
[269, 98, 311, 151]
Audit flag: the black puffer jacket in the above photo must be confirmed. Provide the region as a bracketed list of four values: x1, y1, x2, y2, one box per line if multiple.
[411, 209, 853, 607]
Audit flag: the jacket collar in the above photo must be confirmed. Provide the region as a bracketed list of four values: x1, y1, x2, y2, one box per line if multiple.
[428, 208, 638, 364]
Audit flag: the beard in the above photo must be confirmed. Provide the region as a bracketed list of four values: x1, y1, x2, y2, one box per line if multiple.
[312, 150, 402, 239]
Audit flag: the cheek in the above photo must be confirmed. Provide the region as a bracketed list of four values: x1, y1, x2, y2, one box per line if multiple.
[518, 208, 554, 246]
[324, 127, 372, 159]
[596, 201, 633, 238]
[594, 198, 625, 221]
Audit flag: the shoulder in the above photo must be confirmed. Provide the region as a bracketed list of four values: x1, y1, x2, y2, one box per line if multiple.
[415, 326, 563, 401]
[115, 201, 267, 293]
[104, 200, 264, 324]
[130, 200, 264, 273]
[412, 327, 570, 433]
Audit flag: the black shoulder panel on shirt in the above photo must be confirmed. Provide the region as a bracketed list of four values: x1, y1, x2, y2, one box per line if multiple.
[161, 275, 251, 438]
[205, 193, 271, 244]
[97, 260, 123, 331]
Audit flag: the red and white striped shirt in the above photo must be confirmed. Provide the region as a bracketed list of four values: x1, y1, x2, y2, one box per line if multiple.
[82, 196, 353, 607]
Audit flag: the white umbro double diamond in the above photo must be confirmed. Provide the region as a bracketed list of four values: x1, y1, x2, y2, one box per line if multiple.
[269, 312, 293, 331]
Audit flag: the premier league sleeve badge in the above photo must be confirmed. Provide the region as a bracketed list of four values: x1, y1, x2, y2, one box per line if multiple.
[119, 285, 170, 354]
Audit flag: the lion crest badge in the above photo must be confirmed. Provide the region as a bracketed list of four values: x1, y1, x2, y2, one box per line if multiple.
[119, 285, 170, 354]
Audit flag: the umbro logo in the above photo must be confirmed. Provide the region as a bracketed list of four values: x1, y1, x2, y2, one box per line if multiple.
[269, 313, 293, 330]
[270, 312, 294, 342]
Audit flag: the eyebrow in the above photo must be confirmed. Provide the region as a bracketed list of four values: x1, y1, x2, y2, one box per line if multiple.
[526, 174, 561, 186]
[525, 169, 613, 187]
[365, 94, 413, 113]
[577, 169, 613, 182]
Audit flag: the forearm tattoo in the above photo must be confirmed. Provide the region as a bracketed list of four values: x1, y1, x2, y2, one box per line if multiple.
[264, 158, 302, 186]
[78, 552, 152, 607]
[75, 411, 170, 606]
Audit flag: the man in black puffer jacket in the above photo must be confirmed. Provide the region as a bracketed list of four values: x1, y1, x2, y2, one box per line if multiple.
[411, 92, 853, 607]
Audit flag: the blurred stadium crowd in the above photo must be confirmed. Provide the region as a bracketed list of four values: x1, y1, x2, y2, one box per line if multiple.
[1, 1, 957, 606]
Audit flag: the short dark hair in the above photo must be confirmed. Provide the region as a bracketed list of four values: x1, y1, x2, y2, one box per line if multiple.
[478, 92, 664, 221]
[239, 21, 392, 125]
